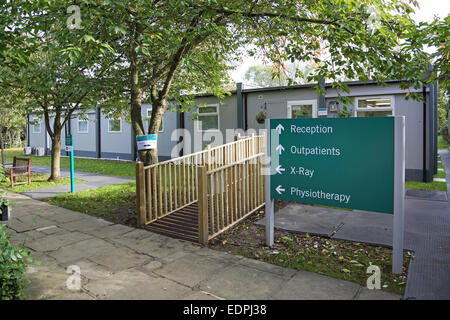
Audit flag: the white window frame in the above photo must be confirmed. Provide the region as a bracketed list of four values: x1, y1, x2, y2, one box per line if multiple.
[196, 104, 220, 132]
[108, 118, 122, 133]
[354, 96, 395, 117]
[77, 117, 89, 134]
[145, 108, 164, 133]
[31, 118, 41, 134]
[287, 100, 318, 119]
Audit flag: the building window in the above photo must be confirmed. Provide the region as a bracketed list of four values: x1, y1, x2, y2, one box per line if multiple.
[77, 117, 88, 133]
[145, 108, 163, 132]
[197, 104, 219, 131]
[31, 118, 41, 133]
[354, 96, 394, 117]
[108, 118, 122, 133]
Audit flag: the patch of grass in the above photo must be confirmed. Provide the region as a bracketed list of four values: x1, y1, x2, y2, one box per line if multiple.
[434, 169, 446, 179]
[46, 182, 137, 226]
[0, 172, 84, 193]
[260, 234, 410, 295]
[405, 180, 447, 192]
[438, 135, 449, 150]
[3, 148, 135, 177]
[405, 154, 447, 191]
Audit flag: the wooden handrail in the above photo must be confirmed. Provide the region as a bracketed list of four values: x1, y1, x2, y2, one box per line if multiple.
[206, 153, 265, 174]
[136, 134, 266, 228]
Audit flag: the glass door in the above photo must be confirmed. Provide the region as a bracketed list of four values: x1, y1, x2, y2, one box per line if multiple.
[287, 100, 317, 119]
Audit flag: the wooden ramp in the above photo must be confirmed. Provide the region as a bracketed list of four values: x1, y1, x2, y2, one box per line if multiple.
[143, 202, 199, 242]
[136, 134, 266, 244]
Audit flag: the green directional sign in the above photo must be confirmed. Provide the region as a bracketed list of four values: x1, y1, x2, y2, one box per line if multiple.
[65, 134, 73, 146]
[269, 117, 395, 214]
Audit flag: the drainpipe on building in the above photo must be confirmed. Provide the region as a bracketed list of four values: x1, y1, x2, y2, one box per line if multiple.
[96, 105, 102, 159]
[236, 82, 244, 129]
[422, 85, 427, 182]
[26, 113, 30, 147]
[244, 92, 248, 131]
[318, 77, 326, 111]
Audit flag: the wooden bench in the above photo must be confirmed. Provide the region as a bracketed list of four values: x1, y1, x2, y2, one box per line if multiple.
[4, 157, 31, 187]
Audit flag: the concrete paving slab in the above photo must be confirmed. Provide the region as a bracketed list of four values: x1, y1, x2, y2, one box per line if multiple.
[256, 203, 349, 236]
[6, 215, 55, 233]
[59, 217, 113, 232]
[84, 269, 192, 300]
[140, 261, 163, 273]
[26, 231, 94, 252]
[88, 246, 152, 272]
[84, 223, 135, 239]
[332, 225, 393, 248]
[44, 210, 88, 223]
[24, 263, 73, 300]
[405, 189, 448, 201]
[70, 260, 113, 281]
[199, 264, 287, 300]
[182, 291, 222, 300]
[356, 288, 401, 300]
[274, 270, 359, 300]
[48, 238, 117, 264]
[154, 254, 233, 287]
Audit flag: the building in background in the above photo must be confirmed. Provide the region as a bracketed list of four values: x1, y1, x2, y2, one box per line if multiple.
[27, 80, 439, 182]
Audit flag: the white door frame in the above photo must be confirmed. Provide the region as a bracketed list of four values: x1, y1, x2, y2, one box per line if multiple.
[287, 100, 318, 118]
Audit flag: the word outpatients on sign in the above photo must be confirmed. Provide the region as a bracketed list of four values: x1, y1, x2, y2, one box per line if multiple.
[270, 117, 395, 214]
[136, 134, 157, 151]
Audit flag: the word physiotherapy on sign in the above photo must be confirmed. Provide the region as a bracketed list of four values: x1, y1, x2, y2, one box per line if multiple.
[265, 116, 405, 274]
[270, 117, 395, 214]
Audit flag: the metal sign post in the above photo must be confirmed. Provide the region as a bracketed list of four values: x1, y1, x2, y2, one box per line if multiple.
[265, 117, 405, 274]
[265, 121, 274, 247]
[393, 116, 405, 274]
[65, 134, 75, 194]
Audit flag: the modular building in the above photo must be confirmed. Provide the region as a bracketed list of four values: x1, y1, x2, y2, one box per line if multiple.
[27, 80, 439, 182]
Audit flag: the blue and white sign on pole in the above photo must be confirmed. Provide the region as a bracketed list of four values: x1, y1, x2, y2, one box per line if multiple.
[66, 134, 75, 194]
[136, 134, 157, 151]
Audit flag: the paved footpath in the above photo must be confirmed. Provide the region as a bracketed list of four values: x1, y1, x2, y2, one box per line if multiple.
[22, 165, 134, 200]
[1, 191, 400, 300]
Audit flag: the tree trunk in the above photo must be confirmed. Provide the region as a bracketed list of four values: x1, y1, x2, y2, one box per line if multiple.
[147, 98, 166, 165]
[0, 133, 5, 165]
[49, 133, 62, 182]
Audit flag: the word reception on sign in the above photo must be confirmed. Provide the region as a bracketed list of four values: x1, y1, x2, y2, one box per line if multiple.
[264, 117, 405, 274]
[136, 134, 157, 151]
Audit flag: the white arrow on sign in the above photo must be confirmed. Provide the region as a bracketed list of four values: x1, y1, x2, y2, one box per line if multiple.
[275, 185, 285, 195]
[275, 124, 285, 134]
[275, 165, 285, 175]
[275, 144, 285, 155]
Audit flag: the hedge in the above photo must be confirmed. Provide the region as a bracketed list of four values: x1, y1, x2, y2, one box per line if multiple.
[0, 223, 32, 300]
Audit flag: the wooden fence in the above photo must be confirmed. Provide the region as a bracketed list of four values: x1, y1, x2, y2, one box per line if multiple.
[198, 153, 266, 244]
[136, 133, 266, 229]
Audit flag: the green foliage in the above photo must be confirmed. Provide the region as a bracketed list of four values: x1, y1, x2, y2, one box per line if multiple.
[438, 107, 447, 131]
[0, 224, 33, 300]
[0, 191, 13, 207]
[337, 105, 352, 118]
[441, 119, 450, 143]
[255, 111, 267, 124]
[0, 164, 6, 183]
[438, 135, 449, 150]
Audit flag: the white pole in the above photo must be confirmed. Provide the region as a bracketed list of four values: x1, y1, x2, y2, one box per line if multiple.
[265, 120, 274, 246]
[393, 116, 405, 274]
